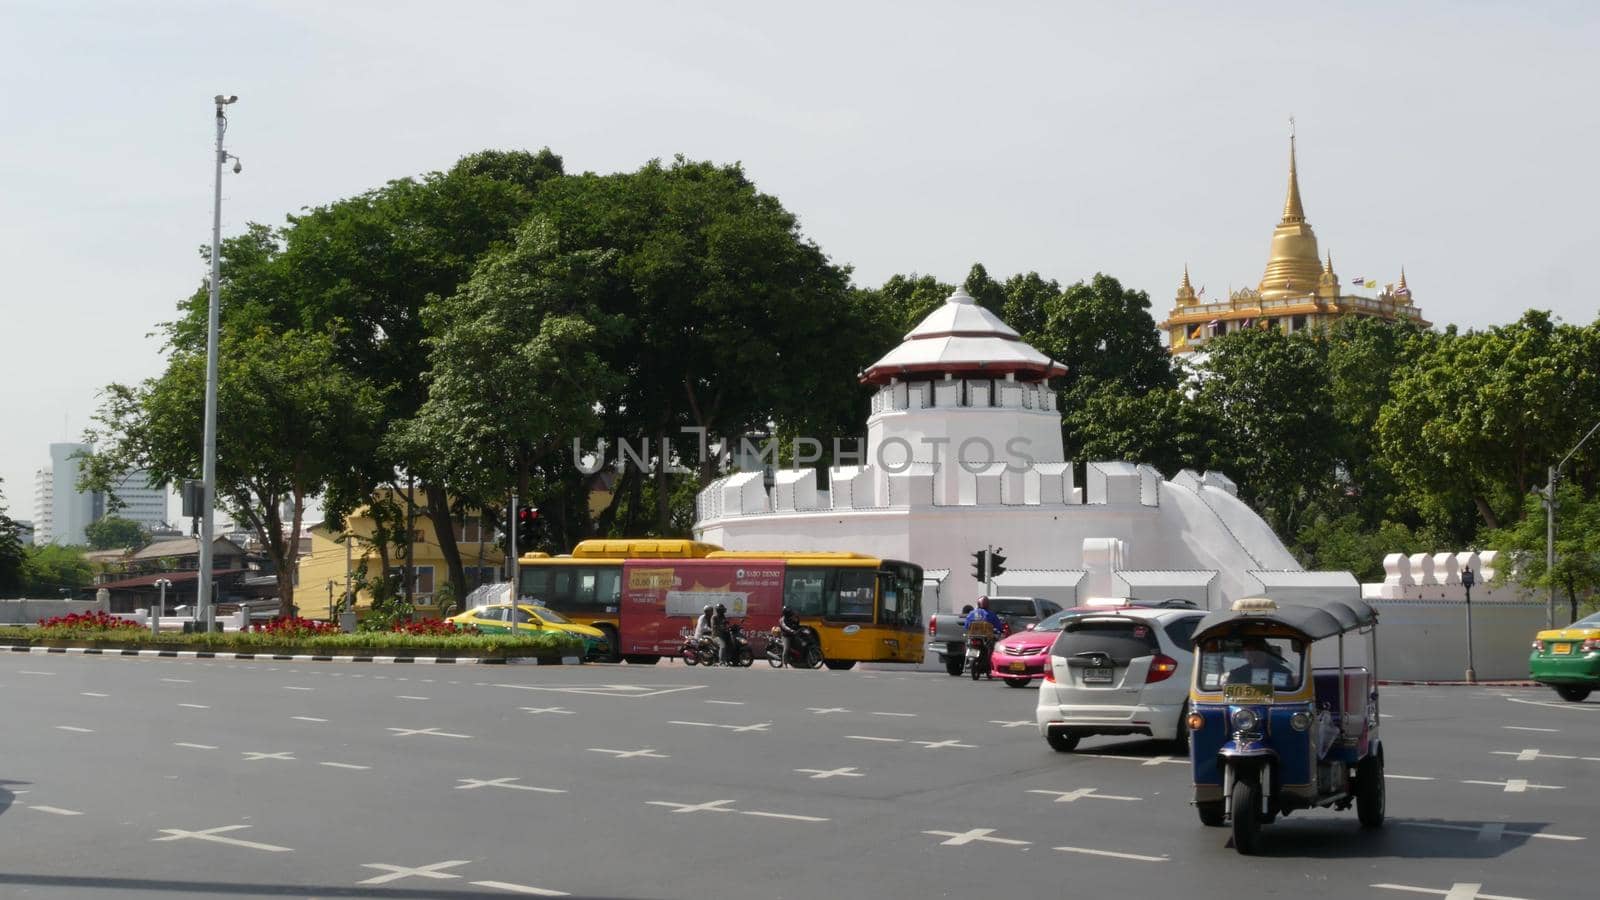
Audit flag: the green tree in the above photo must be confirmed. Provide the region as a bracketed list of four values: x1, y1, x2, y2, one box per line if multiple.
[1293, 513, 1437, 582]
[1378, 312, 1600, 541]
[86, 326, 384, 616]
[1190, 327, 1336, 538]
[1486, 484, 1600, 622]
[1061, 378, 1211, 477]
[1036, 273, 1176, 396]
[21, 544, 93, 597]
[0, 479, 26, 596]
[84, 515, 148, 551]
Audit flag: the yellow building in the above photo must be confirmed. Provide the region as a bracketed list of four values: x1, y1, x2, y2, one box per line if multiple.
[1161, 135, 1429, 354]
[292, 494, 503, 619]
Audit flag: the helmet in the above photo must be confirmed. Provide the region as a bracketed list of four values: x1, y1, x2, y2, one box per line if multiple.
[782, 607, 797, 619]
[975, 596, 989, 610]
[715, 603, 727, 614]
[703, 604, 714, 616]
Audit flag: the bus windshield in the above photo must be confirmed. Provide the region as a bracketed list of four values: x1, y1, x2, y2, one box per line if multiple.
[878, 563, 922, 627]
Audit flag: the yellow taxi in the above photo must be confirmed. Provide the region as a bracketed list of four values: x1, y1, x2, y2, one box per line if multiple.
[448, 603, 610, 661]
[1530, 610, 1600, 702]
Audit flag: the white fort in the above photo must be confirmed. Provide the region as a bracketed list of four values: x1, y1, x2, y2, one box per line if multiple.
[694, 287, 1356, 617]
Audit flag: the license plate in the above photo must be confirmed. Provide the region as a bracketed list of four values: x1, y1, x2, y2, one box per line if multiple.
[1083, 667, 1113, 684]
[1009, 662, 1027, 672]
[1554, 643, 1572, 655]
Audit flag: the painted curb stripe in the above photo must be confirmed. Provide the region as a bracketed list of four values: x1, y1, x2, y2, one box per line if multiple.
[0, 645, 568, 666]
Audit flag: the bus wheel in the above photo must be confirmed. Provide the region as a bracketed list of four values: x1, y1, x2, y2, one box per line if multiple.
[623, 654, 660, 665]
[597, 625, 621, 663]
[823, 660, 856, 671]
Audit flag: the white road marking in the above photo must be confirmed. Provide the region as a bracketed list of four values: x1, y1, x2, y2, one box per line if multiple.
[924, 828, 1030, 847]
[283, 686, 313, 691]
[1462, 779, 1562, 793]
[388, 726, 471, 739]
[29, 806, 83, 816]
[705, 700, 745, 705]
[795, 767, 864, 780]
[469, 879, 570, 896]
[1503, 726, 1559, 733]
[648, 799, 737, 814]
[174, 742, 218, 750]
[741, 810, 830, 822]
[989, 719, 1033, 728]
[492, 682, 705, 699]
[20, 670, 54, 676]
[80, 692, 109, 698]
[1388, 775, 1437, 781]
[160, 677, 191, 683]
[454, 777, 565, 794]
[589, 748, 667, 759]
[1028, 788, 1140, 803]
[912, 739, 976, 750]
[871, 711, 916, 717]
[1398, 821, 1584, 842]
[807, 707, 850, 714]
[242, 751, 295, 762]
[55, 725, 93, 733]
[1054, 845, 1167, 861]
[292, 716, 327, 723]
[320, 762, 370, 770]
[179, 703, 209, 709]
[1506, 696, 1600, 712]
[153, 825, 292, 853]
[1493, 748, 1600, 763]
[1371, 883, 1528, 900]
[845, 735, 902, 743]
[668, 720, 771, 733]
[1076, 753, 1187, 766]
[357, 859, 471, 885]
[521, 706, 574, 715]
[397, 695, 429, 701]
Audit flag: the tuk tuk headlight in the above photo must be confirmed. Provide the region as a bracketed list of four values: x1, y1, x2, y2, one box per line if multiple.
[1289, 711, 1311, 732]
[1230, 708, 1260, 732]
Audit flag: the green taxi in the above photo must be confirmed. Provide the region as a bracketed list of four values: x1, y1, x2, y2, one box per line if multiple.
[448, 603, 610, 661]
[1530, 610, 1600, 702]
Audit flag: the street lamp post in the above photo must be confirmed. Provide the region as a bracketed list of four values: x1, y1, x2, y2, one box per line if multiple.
[1541, 417, 1600, 628]
[196, 94, 241, 633]
[153, 579, 172, 637]
[1461, 566, 1476, 683]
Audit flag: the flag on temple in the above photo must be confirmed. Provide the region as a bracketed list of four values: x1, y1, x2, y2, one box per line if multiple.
[1190, 326, 1203, 340]
[1364, 279, 1377, 289]
[1396, 286, 1411, 296]
[1242, 318, 1254, 328]
[1351, 275, 1364, 284]
[1197, 285, 1206, 297]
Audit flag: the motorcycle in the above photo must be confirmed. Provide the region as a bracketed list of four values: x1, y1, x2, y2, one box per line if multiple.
[679, 628, 718, 666]
[727, 623, 756, 667]
[765, 626, 824, 669]
[964, 620, 1002, 681]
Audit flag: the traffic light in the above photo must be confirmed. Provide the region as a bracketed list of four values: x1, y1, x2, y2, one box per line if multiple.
[989, 548, 1007, 579]
[971, 549, 989, 582]
[516, 506, 540, 549]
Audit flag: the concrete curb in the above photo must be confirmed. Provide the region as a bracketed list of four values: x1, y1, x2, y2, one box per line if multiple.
[2, 645, 580, 666]
[1379, 679, 1539, 687]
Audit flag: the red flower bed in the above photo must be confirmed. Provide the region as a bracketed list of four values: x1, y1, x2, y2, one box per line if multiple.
[250, 615, 340, 636]
[37, 611, 144, 631]
[392, 618, 478, 636]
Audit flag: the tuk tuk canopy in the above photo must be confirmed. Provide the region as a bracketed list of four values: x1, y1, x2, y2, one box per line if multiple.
[1193, 596, 1377, 644]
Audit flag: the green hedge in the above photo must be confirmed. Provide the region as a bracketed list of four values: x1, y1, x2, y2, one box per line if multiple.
[0, 625, 581, 656]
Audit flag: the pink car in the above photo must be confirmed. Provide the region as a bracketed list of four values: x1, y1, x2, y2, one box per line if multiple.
[990, 610, 1073, 688]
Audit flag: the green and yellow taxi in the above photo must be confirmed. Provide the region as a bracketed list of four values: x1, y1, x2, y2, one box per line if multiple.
[1530, 611, 1600, 702]
[448, 603, 611, 661]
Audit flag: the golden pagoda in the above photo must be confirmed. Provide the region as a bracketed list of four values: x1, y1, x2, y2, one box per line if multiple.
[1162, 134, 1429, 354]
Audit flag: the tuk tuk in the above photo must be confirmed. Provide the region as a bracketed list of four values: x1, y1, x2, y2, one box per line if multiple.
[1186, 596, 1384, 854]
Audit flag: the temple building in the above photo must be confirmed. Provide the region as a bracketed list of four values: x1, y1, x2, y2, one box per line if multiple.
[1160, 137, 1429, 354]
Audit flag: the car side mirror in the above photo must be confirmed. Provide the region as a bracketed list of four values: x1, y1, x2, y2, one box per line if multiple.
[1025, 623, 1035, 630]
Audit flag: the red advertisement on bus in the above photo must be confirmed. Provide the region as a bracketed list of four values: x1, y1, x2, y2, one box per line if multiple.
[618, 559, 786, 655]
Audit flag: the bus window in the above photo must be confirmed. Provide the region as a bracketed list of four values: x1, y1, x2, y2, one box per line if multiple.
[595, 567, 621, 612]
[519, 568, 549, 604]
[785, 569, 827, 616]
[828, 569, 875, 622]
[548, 569, 576, 608]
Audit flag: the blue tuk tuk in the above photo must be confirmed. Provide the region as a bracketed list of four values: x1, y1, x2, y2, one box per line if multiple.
[1187, 596, 1384, 854]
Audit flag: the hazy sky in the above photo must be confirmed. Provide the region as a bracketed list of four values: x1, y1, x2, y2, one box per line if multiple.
[3, 0, 1597, 524]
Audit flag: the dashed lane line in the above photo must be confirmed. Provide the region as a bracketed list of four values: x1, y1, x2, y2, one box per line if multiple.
[1503, 726, 1559, 733]
[1371, 883, 1529, 900]
[292, 716, 327, 723]
[174, 742, 218, 750]
[469, 880, 570, 896]
[1462, 779, 1562, 793]
[1397, 821, 1584, 842]
[320, 762, 370, 770]
[179, 703, 209, 709]
[1054, 845, 1167, 862]
[397, 695, 430, 701]
[55, 725, 93, 733]
[29, 806, 84, 816]
[80, 691, 109, 698]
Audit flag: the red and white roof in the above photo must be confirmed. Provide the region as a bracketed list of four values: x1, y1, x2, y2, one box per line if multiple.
[861, 287, 1066, 385]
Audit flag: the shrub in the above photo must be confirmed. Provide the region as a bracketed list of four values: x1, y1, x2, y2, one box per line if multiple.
[392, 618, 477, 636]
[251, 615, 340, 637]
[37, 611, 143, 631]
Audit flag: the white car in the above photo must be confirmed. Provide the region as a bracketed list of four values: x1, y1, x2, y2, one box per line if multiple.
[1035, 604, 1204, 753]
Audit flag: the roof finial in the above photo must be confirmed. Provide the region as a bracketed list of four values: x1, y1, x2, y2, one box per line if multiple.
[1283, 118, 1306, 223]
[1324, 250, 1333, 274]
[1398, 266, 1408, 290]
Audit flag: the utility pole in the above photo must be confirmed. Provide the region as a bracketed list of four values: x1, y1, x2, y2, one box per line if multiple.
[197, 94, 239, 633]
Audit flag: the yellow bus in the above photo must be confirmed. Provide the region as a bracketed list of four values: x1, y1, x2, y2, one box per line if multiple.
[515, 539, 924, 668]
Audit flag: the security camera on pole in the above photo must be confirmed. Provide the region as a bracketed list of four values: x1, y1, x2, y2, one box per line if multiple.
[196, 94, 241, 633]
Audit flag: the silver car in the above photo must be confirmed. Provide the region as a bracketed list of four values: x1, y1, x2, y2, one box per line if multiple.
[1035, 605, 1204, 753]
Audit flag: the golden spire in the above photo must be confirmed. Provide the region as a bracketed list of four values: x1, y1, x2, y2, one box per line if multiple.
[1323, 251, 1334, 275]
[1176, 264, 1198, 305]
[1398, 267, 1409, 291]
[1282, 131, 1306, 223]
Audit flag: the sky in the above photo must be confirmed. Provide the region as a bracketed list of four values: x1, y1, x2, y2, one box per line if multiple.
[3, 0, 1598, 527]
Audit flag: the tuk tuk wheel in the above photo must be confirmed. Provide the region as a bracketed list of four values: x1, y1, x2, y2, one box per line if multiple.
[1230, 777, 1263, 855]
[1196, 800, 1225, 827]
[1357, 753, 1386, 828]
[1046, 730, 1080, 753]
[1554, 685, 1591, 702]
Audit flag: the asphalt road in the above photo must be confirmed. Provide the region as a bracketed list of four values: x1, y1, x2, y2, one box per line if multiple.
[2, 653, 1594, 900]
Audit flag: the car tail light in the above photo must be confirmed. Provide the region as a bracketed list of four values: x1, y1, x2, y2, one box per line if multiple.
[1531, 639, 1545, 652]
[1583, 638, 1600, 653]
[1146, 654, 1179, 684]
[928, 616, 936, 638]
[1044, 666, 1056, 683]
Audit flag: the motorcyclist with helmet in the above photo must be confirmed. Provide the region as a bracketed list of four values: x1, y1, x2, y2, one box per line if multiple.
[710, 602, 734, 665]
[964, 597, 1006, 676]
[777, 607, 808, 667]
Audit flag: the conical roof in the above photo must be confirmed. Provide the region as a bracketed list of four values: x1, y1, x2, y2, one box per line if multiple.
[860, 287, 1066, 385]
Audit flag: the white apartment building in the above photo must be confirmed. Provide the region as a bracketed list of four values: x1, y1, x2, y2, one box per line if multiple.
[31, 443, 170, 545]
